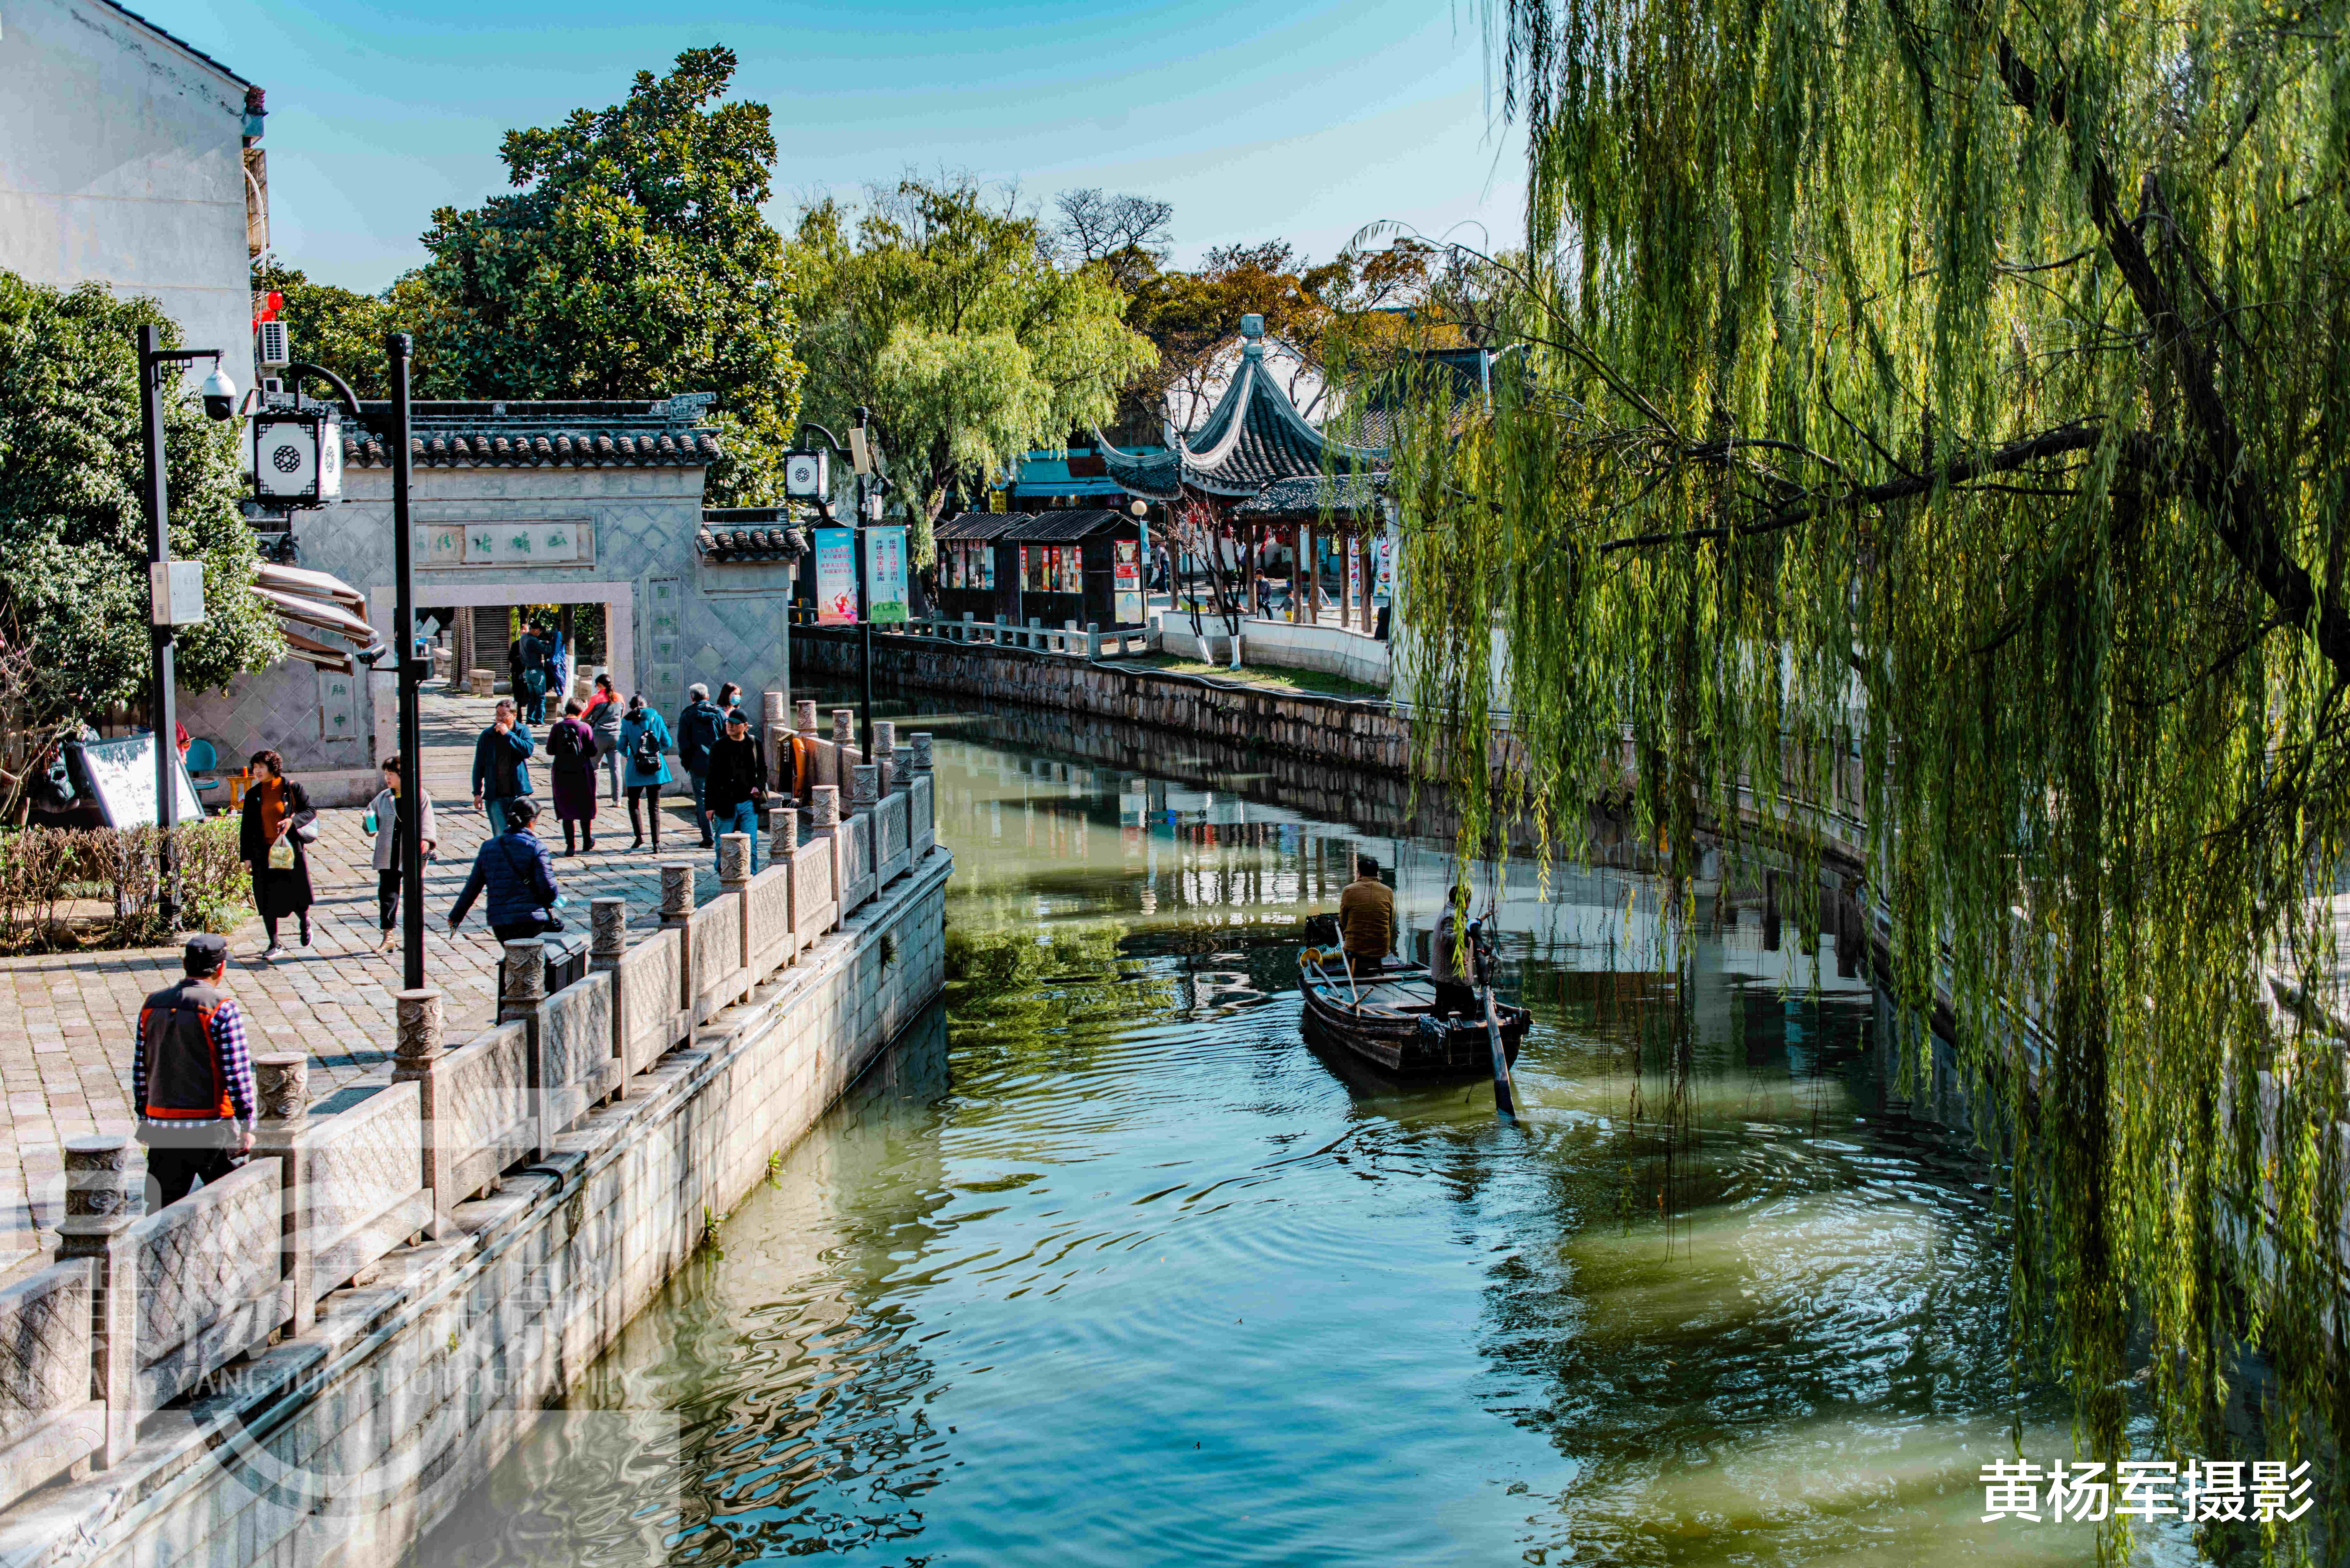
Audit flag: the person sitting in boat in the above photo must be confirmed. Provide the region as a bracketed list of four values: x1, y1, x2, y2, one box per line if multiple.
[1338, 856, 1397, 973]
[1429, 884, 1479, 1020]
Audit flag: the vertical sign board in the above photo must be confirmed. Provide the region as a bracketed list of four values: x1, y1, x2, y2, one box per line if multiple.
[1375, 533, 1398, 604]
[317, 669, 357, 740]
[646, 575, 683, 711]
[864, 526, 910, 624]
[812, 529, 859, 625]
[1113, 539, 1142, 626]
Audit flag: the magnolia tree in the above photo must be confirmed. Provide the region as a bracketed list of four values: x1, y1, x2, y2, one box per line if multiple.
[789, 178, 1156, 562]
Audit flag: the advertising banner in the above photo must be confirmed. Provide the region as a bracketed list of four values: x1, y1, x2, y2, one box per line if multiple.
[864, 526, 910, 624]
[1114, 539, 1142, 625]
[813, 528, 859, 624]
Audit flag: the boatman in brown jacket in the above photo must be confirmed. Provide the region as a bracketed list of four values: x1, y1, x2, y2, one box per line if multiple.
[132, 933, 257, 1211]
[1338, 856, 1397, 975]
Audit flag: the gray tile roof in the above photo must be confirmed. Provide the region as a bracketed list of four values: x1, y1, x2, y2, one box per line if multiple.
[342, 396, 723, 469]
[341, 395, 719, 470]
[1234, 472, 1388, 517]
[1099, 320, 1387, 501]
[696, 525, 806, 562]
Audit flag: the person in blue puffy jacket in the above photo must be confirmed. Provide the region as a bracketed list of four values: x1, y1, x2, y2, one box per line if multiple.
[618, 694, 676, 852]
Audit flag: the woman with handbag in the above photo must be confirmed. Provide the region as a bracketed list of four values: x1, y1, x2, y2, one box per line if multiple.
[239, 750, 317, 959]
[617, 694, 675, 851]
[363, 756, 438, 954]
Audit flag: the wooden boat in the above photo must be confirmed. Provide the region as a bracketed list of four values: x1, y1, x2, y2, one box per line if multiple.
[1298, 948, 1530, 1078]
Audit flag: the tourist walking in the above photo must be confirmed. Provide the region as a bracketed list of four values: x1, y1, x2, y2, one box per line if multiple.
[132, 933, 255, 1211]
[702, 706, 767, 876]
[583, 672, 624, 802]
[365, 756, 438, 953]
[677, 682, 724, 847]
[618, 694, 675, 852]
[1337, 855, 1396, 975]
[238, 749, 315, 960]
[516, 622, 549, 722]
[471, 699, 536, 836]
[546, 700, 600, 855]
[1428, 884, 1478, 1020]
[447, 797, 565, 943]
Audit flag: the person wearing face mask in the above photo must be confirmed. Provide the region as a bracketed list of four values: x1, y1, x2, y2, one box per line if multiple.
[700, 707, 768, 877]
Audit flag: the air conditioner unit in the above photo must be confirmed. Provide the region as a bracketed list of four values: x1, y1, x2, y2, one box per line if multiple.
[257, 320, 291, 369]
[784, 450, 828, 499]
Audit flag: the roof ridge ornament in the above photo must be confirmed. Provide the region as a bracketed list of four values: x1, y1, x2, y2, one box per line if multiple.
[1239, 313, 1265, 361]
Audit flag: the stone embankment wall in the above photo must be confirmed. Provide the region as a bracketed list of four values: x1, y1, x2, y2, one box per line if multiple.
[793, 628, 1419, 775]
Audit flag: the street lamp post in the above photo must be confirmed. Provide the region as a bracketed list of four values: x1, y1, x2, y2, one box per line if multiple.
[135, 325, 238, 930]
[386, 335, 426, 990]
[789, 416, 886, 760]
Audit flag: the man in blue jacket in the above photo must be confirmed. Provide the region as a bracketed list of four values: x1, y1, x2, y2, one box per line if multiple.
[675, 682, 725, 848]
[447, 797, 563, 943]
[472, 699, 536, 837]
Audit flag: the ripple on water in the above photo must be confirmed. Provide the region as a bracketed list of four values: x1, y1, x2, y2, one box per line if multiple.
[410, 720, 2087, 1568]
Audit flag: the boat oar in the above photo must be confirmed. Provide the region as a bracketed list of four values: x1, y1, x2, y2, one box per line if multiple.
[1474, 925, 1517, 1119]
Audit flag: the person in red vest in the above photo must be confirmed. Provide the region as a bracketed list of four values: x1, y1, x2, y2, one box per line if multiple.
[132, 933, 256, 1210]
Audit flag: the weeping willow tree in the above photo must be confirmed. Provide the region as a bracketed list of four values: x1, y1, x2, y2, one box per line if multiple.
[1380, 0, 2350, 1543]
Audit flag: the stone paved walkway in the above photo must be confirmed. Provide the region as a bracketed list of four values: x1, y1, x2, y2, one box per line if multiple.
[0, 685, 732, 1267]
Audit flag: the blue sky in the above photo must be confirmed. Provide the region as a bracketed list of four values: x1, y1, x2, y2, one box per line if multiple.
[140, 0, 1525, 294]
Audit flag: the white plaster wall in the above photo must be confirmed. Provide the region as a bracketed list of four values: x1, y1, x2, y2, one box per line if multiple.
[1153, 613, 1392, 688]
[246, 465, 799, 772]
[0, 0, 255, 392]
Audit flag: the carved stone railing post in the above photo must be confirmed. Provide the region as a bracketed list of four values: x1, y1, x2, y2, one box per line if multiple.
[831, 708, 853, 747]
[795, 698, 817, 735]
[391, 988, 460, 1213]
[851, 764, 879, 812]
[891, 746, 914, 792]
[588, 899, 635, 1097]
[717, 832, 753, 889]
[911, 732, 933, 775]
[768, 806, 799, 863]
[869, 719, 893, 799]
[590, 898, 628, 970]
[57, 1136, 136, 1467]
[251, 1051, 315, 1331]
[500, 938, 548, 1024]
[810, 785, 845, 935]
[661, 862, 696, 1017]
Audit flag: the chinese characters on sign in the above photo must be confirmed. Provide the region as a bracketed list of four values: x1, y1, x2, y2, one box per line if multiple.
[812, 528, 858, 625]
[864, 525, 910, 624]
[421, 522, 593, 567]
[1981, 1459, 2311, 1525]
[317, 671, 355, 739]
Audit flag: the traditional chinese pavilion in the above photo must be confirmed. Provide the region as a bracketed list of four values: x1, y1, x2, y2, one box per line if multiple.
[1100, 314, 1391, 630]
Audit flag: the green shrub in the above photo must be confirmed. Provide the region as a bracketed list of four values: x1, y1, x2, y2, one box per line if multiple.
[0, 819, 248, 951]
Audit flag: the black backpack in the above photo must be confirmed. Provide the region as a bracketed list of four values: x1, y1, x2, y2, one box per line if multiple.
[631, 724, 663, 772]
[548, 722, 584, 762]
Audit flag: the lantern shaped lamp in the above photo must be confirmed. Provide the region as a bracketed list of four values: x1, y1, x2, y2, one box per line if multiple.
[252, 410, 343, 505]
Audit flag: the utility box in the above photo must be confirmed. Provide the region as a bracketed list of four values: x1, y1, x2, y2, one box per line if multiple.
[149, 560, 206, 627]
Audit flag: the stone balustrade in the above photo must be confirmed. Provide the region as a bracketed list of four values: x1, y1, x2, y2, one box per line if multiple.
[0, 771, 948, 1514]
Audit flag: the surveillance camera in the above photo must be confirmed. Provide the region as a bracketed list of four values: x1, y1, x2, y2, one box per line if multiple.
[353, 642, 391, 668]
[199, 365, 240, 422]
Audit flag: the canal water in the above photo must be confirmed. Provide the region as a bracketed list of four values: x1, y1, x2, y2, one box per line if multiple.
[413, 692, 2184, 1567]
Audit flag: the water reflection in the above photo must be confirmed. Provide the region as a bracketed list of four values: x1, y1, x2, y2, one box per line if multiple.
[414, 693, 2181, 1567]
